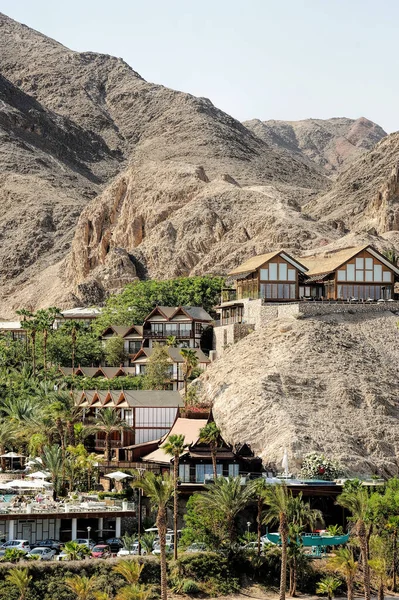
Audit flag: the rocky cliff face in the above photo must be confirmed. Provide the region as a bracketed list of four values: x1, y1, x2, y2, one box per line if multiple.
[303, 133, 399, 241]
[66, 161, 340, 303]
[198, 311, 399, 477]
[244, 117, 387, 177]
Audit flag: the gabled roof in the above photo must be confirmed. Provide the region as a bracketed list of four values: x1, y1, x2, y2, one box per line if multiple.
[300, 245, 399, 277]
[142, 418, 209, 464]
[144, 306, 212, 322]
[228, 250, 308, 276]
[101, 325, 143, 338]
[75, 390, 183, 408]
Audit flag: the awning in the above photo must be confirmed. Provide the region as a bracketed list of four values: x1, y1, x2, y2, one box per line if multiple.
[302, 272, 332, 283]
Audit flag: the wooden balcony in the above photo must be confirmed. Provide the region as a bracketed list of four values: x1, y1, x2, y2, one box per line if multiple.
[143, 330, 193, 339]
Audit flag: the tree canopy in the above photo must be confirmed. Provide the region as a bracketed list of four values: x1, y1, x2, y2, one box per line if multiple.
[93, 276, 224, 333]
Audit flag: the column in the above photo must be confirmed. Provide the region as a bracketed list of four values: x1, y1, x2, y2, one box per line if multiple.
[98, 518, 103, 539]
[8, 520, 15, 541]
[115, 517, 121, 538]
[71, 518, 77, 540]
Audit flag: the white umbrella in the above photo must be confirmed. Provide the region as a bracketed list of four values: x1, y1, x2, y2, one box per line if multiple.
[5, 479, 52, 489]
[104, 471, 133, 482]
[0, 452, 24, 458]
[0, 451, 24, 470]
[28, 471, 51, 479]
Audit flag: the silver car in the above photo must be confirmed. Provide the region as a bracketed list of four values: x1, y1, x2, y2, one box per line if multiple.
[27, 547, 56, 560]
[0, 540, 31, 555]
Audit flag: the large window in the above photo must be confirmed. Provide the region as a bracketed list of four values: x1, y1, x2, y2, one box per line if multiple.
[337, 256, 391, 283]
[260, 263, 296, 282]
[179, 464, 190, 483]
[195, 464, 223, 483]
[337, 285, 391, 300]
[260, 283, 296, 299]
[129, 341, 141, 354]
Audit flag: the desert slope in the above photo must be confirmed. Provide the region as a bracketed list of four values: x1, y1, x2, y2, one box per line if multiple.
[198, 311, 399, 477]
[244, 117, 387, 177]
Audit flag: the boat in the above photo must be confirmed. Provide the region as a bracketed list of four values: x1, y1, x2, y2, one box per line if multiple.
[265, 532, 349, 547]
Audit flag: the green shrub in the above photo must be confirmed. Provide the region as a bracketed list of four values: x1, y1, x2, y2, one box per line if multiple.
[182, 579, 201, 594]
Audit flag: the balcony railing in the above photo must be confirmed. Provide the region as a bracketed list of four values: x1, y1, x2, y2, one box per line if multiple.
[143, 330, 193, 338]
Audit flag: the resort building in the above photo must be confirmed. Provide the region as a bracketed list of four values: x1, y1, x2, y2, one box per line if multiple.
[299, 245, 399, 301]
[142, 306, 213, 350]
[130, 347, 210, 391]
[100, 325, 144, 366]
[0, 321, 26, 342]
[59, 366, 137, 378]
[226, 250, 308, 303]
[141, 417, 262, 484]
[75, 390, 184, 455]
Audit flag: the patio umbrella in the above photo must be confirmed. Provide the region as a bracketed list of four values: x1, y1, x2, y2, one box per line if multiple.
[28, 471, 51, 479]
[0, 451, 24, 470]
[5, 479, 52, 489]
[104, 471, 133, 482]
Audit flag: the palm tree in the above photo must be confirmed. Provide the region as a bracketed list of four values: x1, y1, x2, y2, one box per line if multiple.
[65, 574, 100, 600]
[113, 560, 144, 584]
[287, 493, 324, 596]
[133, 471, 174, 600]
[316, 576, 341, 600]
[24, 316, 39, 375]
[197, 476, 253, 544]
[62, 319, 84, 374]
[199, 422, 221, 481]
[35, 307, 59, 373]
[115, 586, 150, 600]
[249, 477, 268, 556]
[263, 485, 290, 600]
[141, 532, 156, 554]
[47, 390, 82, 448]
[166, 335, 178, 347]
[5, 567, 32, 600]
[0, 419, 17, 470]
[95, 408, 127, 461]
[179, 348, 199, 403]
[329, 548, 358, 600]
[33, 444, 63, 495]
[63, 541, 90, 561]
[162, 433, 187, 559]
[15, 308, 32, 355]
[337, 487, 371, 600]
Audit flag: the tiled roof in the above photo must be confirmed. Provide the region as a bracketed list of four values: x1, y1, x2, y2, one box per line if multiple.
[142, 418, 209, 464]
[75, 390, 183, 408]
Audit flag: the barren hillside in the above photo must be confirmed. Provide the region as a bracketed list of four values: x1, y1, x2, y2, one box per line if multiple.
[198, 311, 399, 477]
[244, 117, 387, 177]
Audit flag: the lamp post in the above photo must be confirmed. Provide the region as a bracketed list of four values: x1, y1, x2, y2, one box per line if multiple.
[87, 526, 91, 549]
[247, 521, 251, 535]
[137, 467, 145, 556]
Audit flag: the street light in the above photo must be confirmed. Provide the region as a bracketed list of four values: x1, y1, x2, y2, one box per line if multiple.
[87, 526, 91, 548]
[247, 521, 251, 535]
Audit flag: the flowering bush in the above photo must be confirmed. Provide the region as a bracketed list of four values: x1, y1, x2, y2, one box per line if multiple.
[300, 453, 343, 481]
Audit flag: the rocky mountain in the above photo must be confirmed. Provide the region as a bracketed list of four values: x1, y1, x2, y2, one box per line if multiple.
[0, 12, 397, 315]
[0, 11, 334, 314]
[243, 117, 387, 176]
[198, 310, 399, 477]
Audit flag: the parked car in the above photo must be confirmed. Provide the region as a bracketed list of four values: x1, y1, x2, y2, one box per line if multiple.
[242, 541, 263, 552]
[106, 537, 124, 553]
[35, 539, 63, 552]
[117, 542, 148, 557]
[72, 538, 95, 549]
[186, 543, 207, 553]
[91, 544, 111, 559]
[27, 547, 56, 560]
[0, 540, 31, 555]
[152, 542, 174, 555]
[55, 550, 69, 561]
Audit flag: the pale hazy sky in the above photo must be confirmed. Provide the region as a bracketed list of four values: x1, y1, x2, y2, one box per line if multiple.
[1, 0, 398, 132]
